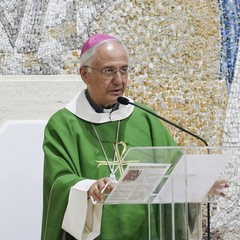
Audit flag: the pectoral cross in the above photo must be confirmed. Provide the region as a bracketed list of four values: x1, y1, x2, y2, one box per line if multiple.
[96, 141, 139, 176]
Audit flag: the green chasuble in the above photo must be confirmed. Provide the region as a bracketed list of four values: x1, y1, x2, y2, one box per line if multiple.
[41, 91, 200, 240]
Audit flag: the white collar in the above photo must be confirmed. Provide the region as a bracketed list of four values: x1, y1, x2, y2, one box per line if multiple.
[65, 89, 134, 124]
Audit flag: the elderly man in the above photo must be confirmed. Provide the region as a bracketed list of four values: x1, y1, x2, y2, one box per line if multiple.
[41, 34, 228, 240]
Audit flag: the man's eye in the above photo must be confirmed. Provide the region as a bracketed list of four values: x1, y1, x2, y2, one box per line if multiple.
[103, 68, 114, 74]
[120, 67, 128, 72]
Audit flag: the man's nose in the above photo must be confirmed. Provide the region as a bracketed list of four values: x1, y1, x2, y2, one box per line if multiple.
[112, 71, 123, 83]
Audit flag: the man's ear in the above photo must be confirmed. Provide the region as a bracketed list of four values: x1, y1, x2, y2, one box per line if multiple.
[80, 66, 89, 84]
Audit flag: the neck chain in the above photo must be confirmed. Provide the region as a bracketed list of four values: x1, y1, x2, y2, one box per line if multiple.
[91, 121, 120, 183]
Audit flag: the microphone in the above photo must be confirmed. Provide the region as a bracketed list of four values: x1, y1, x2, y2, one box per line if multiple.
[118, 96, 211, 240]
[117, 96, 208, 147]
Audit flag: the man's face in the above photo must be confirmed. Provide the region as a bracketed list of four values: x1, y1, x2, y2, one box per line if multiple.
[80, 41, 129, 108]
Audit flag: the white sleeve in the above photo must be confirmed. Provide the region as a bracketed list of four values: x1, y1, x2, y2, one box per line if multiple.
[62, 180, 103, 240]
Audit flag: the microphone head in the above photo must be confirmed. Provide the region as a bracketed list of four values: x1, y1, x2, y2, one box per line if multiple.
[117, 96, 129, 105]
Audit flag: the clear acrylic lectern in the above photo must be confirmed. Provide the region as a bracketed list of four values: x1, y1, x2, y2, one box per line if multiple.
[101, 146, 233, 240]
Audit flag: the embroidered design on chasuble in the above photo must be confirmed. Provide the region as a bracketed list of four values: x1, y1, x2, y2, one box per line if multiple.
[96, 141, 139, 176]
[92, 120, 139, 180]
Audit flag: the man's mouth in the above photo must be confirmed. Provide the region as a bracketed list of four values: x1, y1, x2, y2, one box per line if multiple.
[111, 89, 122, 94]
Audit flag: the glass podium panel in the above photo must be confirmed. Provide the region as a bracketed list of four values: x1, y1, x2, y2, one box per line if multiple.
[100, 146, 239, 240]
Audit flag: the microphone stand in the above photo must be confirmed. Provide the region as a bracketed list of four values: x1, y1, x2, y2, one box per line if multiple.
[128, 101, 208, 146]
[118, 97, 211, 240]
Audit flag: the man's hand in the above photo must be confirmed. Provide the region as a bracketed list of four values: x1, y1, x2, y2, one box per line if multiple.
[208, 179, 230, 197]
[88, 177, 115, 203]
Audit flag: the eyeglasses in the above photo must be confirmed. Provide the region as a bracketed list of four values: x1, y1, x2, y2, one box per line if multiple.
[84, 65, 129, 78]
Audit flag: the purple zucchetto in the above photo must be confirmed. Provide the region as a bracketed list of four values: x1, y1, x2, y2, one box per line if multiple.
[80, 34, 117, 56]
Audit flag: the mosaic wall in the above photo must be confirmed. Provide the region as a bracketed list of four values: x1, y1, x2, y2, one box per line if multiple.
[0, 0, 239, 239]
[0, 0, 227, 146]
[0, 0, 121, 74]
[219, 0, 240, 92]
[218, 49, 240, 239]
